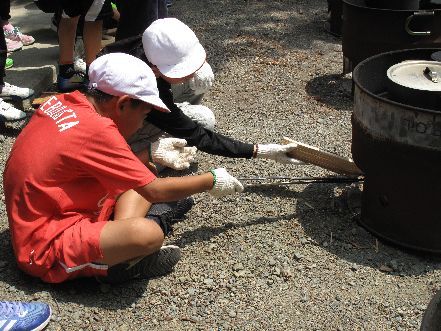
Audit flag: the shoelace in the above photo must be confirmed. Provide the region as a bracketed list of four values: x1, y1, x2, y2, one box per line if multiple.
[0, 301, 25, 318]
[4, 27, 24, 37]
[12, 27, 23, 36]
[75, 71, 87, 79]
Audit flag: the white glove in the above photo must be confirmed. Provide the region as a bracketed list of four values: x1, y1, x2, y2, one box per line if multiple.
[189, 62, 214, 95]
[256, 143, 305, 164]
[208, 168, 244, 198]
[150, 138, 197, 170]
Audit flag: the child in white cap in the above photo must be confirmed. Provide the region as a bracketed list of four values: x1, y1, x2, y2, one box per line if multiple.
[3, 53, 243, 284]
[100, 18, 304, 173]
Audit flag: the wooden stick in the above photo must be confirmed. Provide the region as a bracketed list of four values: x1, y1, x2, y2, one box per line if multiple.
[282, 137, 363, 176]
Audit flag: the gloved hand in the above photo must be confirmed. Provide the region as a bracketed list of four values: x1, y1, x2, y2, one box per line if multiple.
[255, 143, 305, 164]
[150, 138, 197, 170]
[208, 168, 244, 198]
[189, 62, 214, 95]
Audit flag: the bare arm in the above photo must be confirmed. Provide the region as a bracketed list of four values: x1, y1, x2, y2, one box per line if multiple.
[135, 148, 158, 175]
[134, 173, 214, 203]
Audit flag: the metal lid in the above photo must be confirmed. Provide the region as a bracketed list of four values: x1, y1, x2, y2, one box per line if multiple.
[387, 60, 441, 92]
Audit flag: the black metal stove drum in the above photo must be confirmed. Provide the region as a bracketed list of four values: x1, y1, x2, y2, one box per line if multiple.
[352, 48, 441, 253]
[342, 0, 441, 73]
[324, 0, 441, 253]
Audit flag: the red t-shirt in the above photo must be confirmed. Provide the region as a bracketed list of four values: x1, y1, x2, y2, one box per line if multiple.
[3, 91, 156, 274]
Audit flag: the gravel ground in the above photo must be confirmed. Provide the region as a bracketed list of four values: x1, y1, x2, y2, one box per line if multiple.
[1, 0, 441, 330]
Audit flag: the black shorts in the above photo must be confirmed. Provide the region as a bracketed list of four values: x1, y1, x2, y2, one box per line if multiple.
[60, 0, 113, 22]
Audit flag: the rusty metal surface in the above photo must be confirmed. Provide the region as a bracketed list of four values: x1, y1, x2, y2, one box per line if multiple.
[353, 48, 441, 150]
[353, 85, 441, 149]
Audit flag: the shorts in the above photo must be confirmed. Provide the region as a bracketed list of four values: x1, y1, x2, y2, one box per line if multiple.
[24, 217, 108, 283]
[60, 0, 113, 22]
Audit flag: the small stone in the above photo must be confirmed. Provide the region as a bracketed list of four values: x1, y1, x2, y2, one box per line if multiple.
[379, 265, 393, 273]
[228, 310, 237, 318]
[232, 263, 244, 271]
[268, 258, 277, 266]
[281, 268, 293, 279]
[118, 324, 130, 331]
[293, 253, 303, 261]
[204, 278, 214, 286]
[350, 264, 360, 271]
[187, 288, 197, 295]
[233, 270, 248, 278]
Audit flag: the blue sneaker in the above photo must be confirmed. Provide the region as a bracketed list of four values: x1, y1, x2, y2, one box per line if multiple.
[57, 70, 86, 92]
[0, 301, 51, 331]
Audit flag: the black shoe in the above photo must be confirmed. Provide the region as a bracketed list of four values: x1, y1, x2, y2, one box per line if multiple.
[148, 197, 195, 222]
[99, 245, 181, 284]
[147, 197, 195, 236]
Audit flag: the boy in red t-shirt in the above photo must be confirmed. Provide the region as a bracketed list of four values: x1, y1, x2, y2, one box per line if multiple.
[3, 53, 243, 284]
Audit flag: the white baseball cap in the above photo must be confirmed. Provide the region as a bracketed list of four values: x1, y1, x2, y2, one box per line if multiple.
[88, 53, 170, 112]
[142, 18, 206, 79]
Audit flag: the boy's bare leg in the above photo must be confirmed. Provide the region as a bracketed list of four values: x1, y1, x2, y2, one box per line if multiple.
[98, 217, 164, 266]
[83, 20, 103, 65]
[113, 189, 152, 220]
[98, 189, 162, 266]
[58, 16, 80, 64]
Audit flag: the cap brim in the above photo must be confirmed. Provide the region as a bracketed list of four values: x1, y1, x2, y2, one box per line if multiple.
[140, 95, 170, 113]
[157, 43, 206, 79]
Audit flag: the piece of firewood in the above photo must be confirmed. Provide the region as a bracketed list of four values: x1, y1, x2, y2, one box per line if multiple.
[282, 137, 363, 176]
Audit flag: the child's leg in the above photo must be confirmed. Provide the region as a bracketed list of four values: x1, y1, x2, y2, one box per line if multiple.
[113, 188, 151, 220]
[34, 189, 177, 283]
[58, 16, 79, 65]
[98, 188, 161, 266]
[83, 0, 113, 65]
[83, 20, 102, 66]
[98, 217, 164, 266]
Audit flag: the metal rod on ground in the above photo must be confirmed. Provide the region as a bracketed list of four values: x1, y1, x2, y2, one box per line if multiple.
[238, 176, 364, 187]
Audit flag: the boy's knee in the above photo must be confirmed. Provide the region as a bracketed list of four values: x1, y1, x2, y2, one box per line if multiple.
[178, 103, 216, 130]
[128, 218, 164, 252]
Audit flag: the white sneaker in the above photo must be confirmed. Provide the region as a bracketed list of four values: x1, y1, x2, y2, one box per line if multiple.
[74, 57, 87, 74]
[0, 98, 27, 121]
[0, 82, 34, 100]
